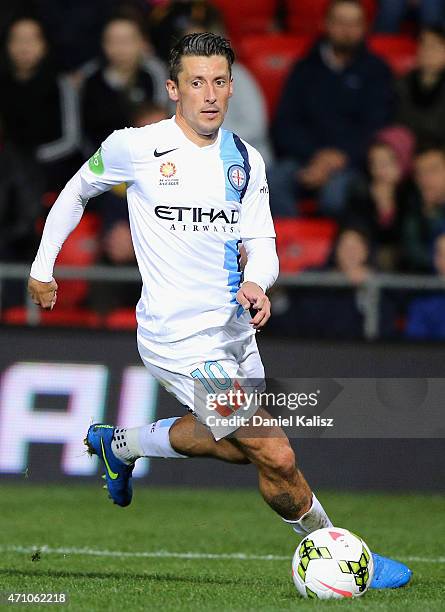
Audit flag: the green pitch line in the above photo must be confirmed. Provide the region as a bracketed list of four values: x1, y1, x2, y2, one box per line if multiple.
[0, 484, 444, 611]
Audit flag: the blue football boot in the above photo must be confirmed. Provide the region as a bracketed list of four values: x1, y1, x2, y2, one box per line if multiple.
[84, 423, 134, 507]
[370, 552, 412, 589]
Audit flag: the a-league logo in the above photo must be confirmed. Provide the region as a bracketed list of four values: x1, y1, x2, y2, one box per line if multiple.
[159, 161, 179, 186]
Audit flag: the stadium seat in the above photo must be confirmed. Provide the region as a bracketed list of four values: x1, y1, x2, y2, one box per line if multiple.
[210, 0, 277, 44]
[3, 306, 101, 327]
[239, 34, 313, 118]
[104, 308, 137, 330]
[55, 212, 101, 308]
[286, 0, 377, 35]
[274, 218, 337, 273]
[368, 35, 417, 76]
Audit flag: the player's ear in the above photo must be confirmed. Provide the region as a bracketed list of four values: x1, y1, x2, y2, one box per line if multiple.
[229, 76, 233, 98]
[166, 79, 179, 102]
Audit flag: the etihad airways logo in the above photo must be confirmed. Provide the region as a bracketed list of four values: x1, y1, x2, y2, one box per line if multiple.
[154, 206, 239, 233]
[155, 206, 239, 224]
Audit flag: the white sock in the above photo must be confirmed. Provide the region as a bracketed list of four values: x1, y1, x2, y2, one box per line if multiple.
[282, 493, 333, 536]
[111, 427, 143, 464]
[112, 418, 188, 464]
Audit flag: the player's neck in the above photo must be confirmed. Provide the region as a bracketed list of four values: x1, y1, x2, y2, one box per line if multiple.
[174, 113, 218, 148]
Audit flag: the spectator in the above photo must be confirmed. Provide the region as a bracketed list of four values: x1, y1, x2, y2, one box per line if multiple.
[405, 233, 445, 339]
[343, 125, 415, 270]
[374, 1, 445, 33]
[396, 26, 445, 145]
[270, 227, 380, 339]
[25, 0, 126, 73]
[0, 17, 82, 190]
[270, 0, 394, 218]
[306, 227, 376, 338]
[0, 141, 42, 264]
[327, 226, 375, 284]
[401, 145, 445, 271]
[0, 134, 43, 309]
[81, 14, 168, 149]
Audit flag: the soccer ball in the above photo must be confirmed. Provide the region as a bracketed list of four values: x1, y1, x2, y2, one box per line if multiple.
[292, 527, 374, 599]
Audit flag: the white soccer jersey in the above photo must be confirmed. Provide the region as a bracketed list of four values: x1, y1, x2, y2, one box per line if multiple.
[31, 117, 275, 341]
[80, 118, 275, 341]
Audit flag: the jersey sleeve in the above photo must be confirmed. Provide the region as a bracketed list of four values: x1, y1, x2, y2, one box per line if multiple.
[79, 128, 135, 197]
[29, 129, 135, 282]
[239, 149, 275, 239]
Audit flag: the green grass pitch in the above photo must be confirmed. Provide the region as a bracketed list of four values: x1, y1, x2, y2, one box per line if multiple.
[0, 484, 444, 611]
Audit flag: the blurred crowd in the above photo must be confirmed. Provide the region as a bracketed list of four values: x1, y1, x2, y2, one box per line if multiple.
[1, 0, 445, 339]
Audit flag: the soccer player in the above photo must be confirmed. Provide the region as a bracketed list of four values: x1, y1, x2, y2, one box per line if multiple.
[28, 33, 411, 589]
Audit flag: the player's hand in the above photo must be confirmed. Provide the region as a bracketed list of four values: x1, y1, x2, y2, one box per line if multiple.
[28, 277, 58, 310]
[236, 281, 271, 330]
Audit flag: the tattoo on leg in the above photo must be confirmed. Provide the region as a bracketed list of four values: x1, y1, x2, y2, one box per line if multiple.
[269, 492, 310, 520]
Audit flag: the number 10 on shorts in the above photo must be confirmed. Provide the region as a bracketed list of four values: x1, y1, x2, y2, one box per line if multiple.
[190, 361, 232, 394]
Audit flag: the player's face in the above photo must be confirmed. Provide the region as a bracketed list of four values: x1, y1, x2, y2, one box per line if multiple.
[167, 55, 233, 141]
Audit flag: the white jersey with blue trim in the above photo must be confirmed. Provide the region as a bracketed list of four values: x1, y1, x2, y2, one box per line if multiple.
[81, 117, 275, 341]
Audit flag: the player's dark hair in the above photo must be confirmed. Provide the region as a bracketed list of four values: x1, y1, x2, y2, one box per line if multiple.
[168, 32, 235, 82]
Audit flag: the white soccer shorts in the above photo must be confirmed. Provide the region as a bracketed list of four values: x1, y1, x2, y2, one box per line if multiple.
[137, 319, 265, 440]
